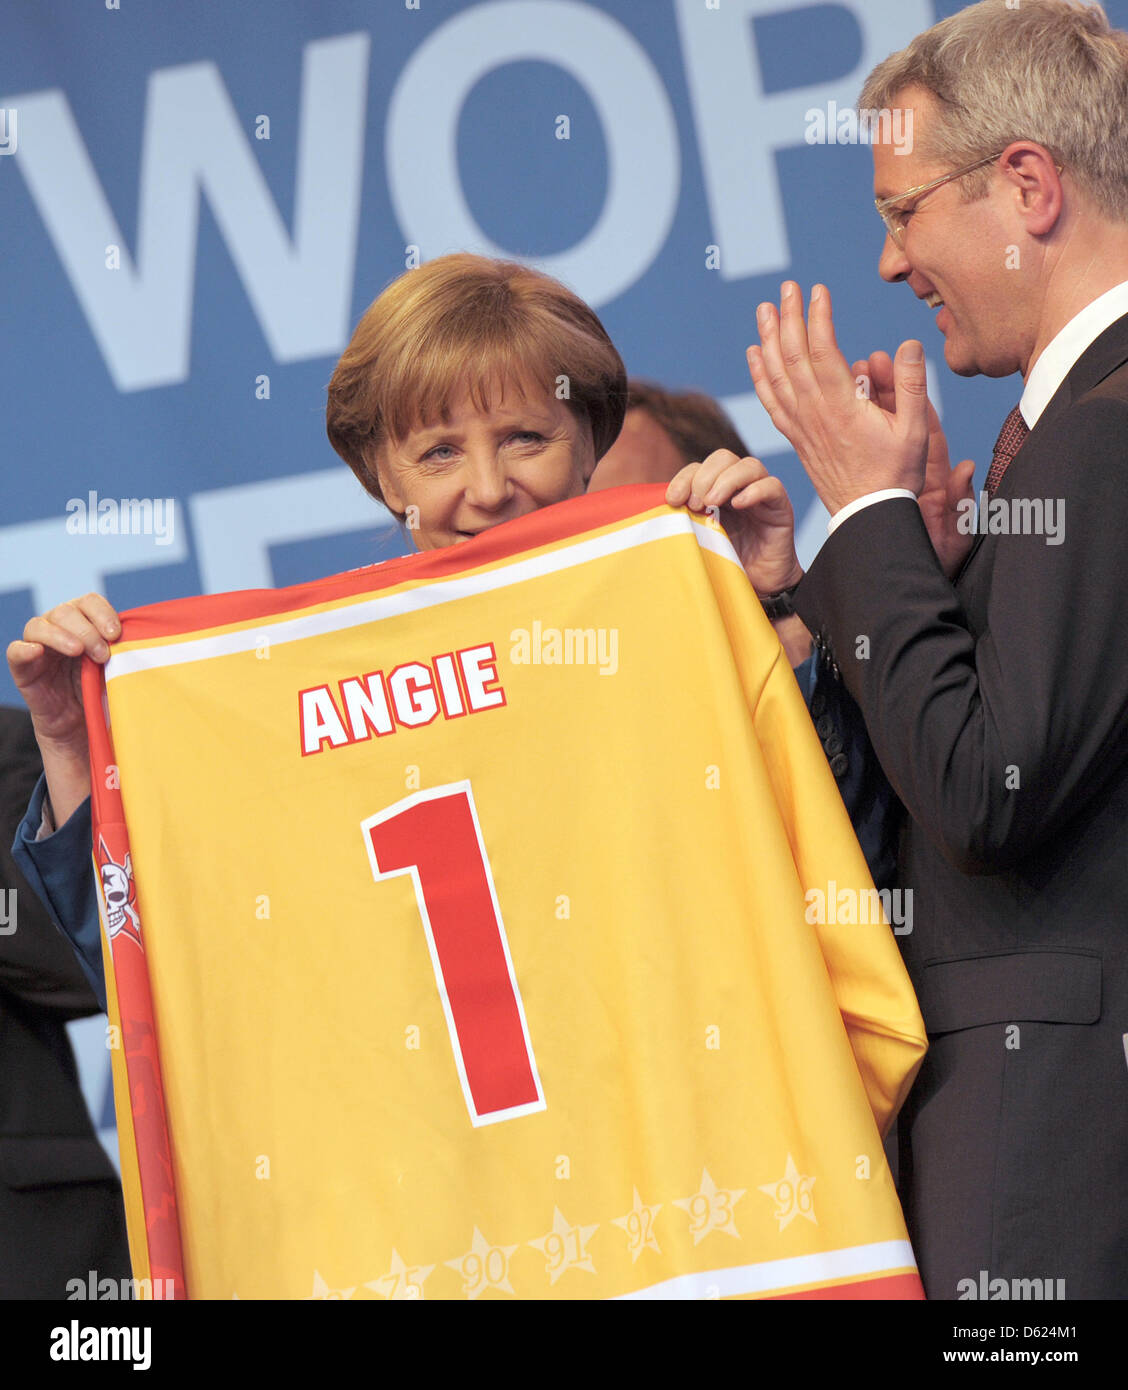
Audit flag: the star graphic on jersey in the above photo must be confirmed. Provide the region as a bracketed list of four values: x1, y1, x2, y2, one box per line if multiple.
[758, 1154, 817, 1231]
[612, 1188, 662, 1262]
[445, 1226, 519, 1300]
[306, 1270, 356, 1300]
[366, 1248, 435, 1301]
[527, 1206, 598, 1285]
[673, 1168, 745, 1246]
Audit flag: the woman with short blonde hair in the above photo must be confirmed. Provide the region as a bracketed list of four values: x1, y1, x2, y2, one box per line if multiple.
[326, 253, 629, 514]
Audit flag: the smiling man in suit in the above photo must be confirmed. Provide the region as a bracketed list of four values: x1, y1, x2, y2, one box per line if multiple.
[746, 0, 1128, 1298]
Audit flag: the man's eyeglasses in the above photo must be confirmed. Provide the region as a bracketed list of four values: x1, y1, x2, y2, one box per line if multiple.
[875, 152, 1006, 247]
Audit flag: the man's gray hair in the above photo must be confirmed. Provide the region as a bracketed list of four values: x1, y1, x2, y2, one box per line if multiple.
[860, 0, 1128, 220]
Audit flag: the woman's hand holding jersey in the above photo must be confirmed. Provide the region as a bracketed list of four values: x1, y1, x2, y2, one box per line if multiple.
[6, 594, 121, 827]
[666, 450, 811, 665]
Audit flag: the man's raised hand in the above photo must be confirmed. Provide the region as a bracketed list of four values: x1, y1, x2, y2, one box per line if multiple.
[854, 350, 976, 578]
[747, 282, 930, 515]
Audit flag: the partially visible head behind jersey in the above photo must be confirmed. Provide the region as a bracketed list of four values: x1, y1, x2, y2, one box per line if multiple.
[588, 380, 751, 492]
[326, 254, 628, 549]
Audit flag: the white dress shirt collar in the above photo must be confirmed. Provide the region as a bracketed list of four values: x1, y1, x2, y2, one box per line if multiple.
[1021, 280, 1128, 428]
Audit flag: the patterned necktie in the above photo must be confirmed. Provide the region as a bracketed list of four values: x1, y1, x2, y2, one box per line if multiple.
[985, 404, 1030, 498]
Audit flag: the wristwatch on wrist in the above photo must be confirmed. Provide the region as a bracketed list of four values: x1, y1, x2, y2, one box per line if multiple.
[758, 581, 801, 621]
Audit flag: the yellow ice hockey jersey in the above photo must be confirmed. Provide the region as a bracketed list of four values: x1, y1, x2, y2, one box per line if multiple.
[84, 483, 927, 1300]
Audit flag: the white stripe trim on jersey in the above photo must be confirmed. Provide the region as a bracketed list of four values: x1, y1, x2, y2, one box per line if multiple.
[617, 1240, 917, 1300]
[105, 512, 741, 681]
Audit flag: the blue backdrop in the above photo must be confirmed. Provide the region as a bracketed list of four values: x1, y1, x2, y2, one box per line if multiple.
[7, 0, 1126, 1162]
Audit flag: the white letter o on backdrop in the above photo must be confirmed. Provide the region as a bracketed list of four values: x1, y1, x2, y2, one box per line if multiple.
[386, 0, 681, 306]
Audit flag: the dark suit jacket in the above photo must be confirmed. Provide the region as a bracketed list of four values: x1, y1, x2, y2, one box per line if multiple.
[795, 311, 1128, 1300]
[0, 707, 130, 1299]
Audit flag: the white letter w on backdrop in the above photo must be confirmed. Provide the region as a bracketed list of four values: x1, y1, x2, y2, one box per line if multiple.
[5, 33, 369, 390]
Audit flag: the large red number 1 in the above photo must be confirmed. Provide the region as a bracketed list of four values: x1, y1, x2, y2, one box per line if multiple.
[361, 782, 546, 1127]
